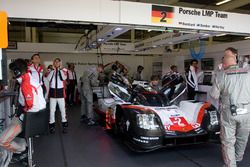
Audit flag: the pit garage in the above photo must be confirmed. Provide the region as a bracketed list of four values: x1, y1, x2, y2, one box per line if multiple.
[1, 0, 250, 167]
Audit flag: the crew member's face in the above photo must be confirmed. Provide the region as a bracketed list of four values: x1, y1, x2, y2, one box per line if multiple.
[32, 55, 40, 65]
[244, 56, 249, 62]
[223, 50, 236, 67]
[151, 80, 159, 86]
[124, 69, 128, 75]
[172, 67, 177, 72]
[70, 64, 75, 70]
[49, 65, 53, 70]
[138, 67, 143, 73]
[192, 61, 198, 68]
[54, 60, 61, 68]
[97, 66, 103, 73]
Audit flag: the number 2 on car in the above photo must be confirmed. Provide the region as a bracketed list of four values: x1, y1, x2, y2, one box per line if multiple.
[169, 117, 188, 127]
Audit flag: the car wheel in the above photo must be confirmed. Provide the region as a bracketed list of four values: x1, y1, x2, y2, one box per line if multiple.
[117, 114, 127, 138]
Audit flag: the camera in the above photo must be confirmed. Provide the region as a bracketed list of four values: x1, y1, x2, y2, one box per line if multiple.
[230, 104, 237, 116]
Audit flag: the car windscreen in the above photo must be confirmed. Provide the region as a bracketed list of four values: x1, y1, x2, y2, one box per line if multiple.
[109, 85, 130, 101]
[133, 93, 169, 107]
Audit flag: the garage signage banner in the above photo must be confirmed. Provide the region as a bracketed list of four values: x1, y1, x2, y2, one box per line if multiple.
[0, 11, 8, 48]
[149, 5, 250, 34]
[1, 0, 250, 34]
[120, 2, 250, 34]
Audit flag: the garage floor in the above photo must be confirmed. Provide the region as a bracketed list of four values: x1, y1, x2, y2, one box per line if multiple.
[11, 105, 250, 167]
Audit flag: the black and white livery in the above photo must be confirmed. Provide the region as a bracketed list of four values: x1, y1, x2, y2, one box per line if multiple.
[94, 74, 220, 152]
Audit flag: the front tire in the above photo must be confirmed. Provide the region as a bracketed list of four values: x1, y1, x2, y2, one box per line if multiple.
[116, 114, 127, 139]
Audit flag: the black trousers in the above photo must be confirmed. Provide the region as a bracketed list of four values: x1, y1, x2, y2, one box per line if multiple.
[66, 83, 75, 104]
[187, 85, 196, 100]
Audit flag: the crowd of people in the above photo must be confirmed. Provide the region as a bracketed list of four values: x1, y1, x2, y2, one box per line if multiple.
[0, 48, 250, 166]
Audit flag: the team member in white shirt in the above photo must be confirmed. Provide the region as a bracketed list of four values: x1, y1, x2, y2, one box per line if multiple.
[47, 58, 68, 133]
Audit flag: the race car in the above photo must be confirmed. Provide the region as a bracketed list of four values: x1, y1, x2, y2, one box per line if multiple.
[93, 74, 220, 152]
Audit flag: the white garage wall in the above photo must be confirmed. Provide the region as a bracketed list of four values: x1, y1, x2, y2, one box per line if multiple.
[6, 52, 155, 81]
[7, 39, 250, 82]
[162, 40, 250, 75]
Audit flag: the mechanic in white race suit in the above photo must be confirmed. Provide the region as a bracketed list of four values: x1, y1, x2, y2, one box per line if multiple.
[210, 47, 250, 167]
[80, 65, 103, 125]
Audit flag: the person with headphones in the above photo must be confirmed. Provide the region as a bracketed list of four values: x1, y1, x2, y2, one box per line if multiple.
[210, 47, 250, 167]
[0, 59, 46, 161]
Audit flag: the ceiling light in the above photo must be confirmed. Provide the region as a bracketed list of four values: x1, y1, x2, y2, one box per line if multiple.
[114, 27, 123, 31]
[216, 0, 232, 6]
[97, 38, 104, 42]
[202, 34, 210, 37]
[134, 26, 166, 32]
[244, 37, 250, 40]
[216, 33, 227, 37]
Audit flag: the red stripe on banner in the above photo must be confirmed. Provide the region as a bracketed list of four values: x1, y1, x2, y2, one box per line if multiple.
[152, 11, 174, 18]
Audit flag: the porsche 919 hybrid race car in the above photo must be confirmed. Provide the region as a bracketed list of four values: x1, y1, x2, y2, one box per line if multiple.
[93, 74, 220, 152]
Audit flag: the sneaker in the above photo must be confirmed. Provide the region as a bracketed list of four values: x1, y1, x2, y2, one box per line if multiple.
[80, 115, 88, 123]
[62, 127, 67, 134]
[20, 157, 28, 166]
[87, 119, 98, 126]
[62, 122, 69, 128]
[62, 122, 68, 134]
[49, 123, 56, 134]
[11, 149, 28, 162]
[236, 159, 243, 166]
[50, 128, 55, 134]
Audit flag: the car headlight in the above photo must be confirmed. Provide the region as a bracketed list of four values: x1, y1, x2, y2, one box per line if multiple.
[209, 111, 219, 126]
[136, 114, 159, 130]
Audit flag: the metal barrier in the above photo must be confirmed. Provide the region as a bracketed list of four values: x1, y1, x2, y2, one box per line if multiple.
[0, 91, 17, 167]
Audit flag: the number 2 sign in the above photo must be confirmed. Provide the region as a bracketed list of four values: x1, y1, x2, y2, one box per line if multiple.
[151, 5, 174, 24]
[169, 117, 188, 127]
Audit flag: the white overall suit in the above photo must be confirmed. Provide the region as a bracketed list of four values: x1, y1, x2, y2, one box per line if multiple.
[80, 67, 99, 121]
[210, 65, 250, 167]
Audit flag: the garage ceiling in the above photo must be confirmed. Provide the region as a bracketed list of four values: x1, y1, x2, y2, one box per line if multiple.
[7, 0, 250, 51]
